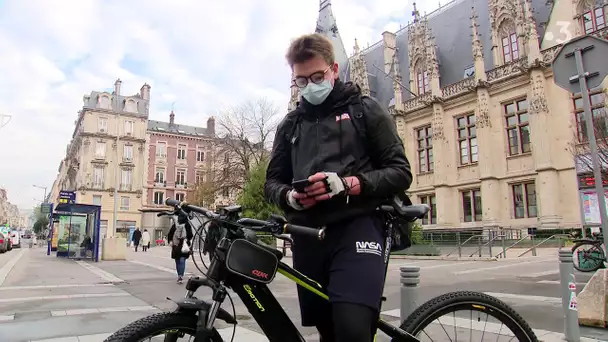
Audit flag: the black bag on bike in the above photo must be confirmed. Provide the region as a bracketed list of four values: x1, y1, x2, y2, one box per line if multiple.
[225, 239, 279, 284]
[387, 194, 414, 252]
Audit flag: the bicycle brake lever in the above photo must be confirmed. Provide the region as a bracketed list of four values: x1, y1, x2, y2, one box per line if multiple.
[273, 234, 294, 245]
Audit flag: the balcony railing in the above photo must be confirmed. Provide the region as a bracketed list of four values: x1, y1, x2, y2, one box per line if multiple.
[120, 184, 132, 191]
[92, 182, 104, 189]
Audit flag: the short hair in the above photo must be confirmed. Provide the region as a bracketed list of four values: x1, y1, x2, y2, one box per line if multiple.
[285, 33, 335, 67]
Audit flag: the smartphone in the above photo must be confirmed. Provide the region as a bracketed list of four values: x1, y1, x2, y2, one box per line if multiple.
[292, 179, 312, 193]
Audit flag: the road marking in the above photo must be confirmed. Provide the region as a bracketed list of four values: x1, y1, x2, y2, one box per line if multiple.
[128, 260, 195, 276]
[0, 292, 129, 303]
[0, 283, 115, 291]
[50, 305, 157, 317]
[518, 270, 560, 278]
[379, 311, 602, 341]
[75, 260, 125, 284]
[29, 333, 111, 342]
[483, 292, 562, 305]
[0, 249, 27, 287]
[453, 259, 553, 275]
[0, 314, 15, 321]
[537, 280, 587, 286]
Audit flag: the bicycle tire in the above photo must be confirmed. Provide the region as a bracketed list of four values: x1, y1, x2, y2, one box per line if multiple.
[395, 291, 538, 342]
[103, 312, 224, 342]
[572, 242, 605, 273]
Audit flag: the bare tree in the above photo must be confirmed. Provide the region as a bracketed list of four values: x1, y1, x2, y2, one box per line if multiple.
[192, 98, 281, 207]
[570, 112, 608, 181]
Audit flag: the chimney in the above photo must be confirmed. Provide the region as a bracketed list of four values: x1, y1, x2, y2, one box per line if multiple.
[140, 83, 151, 101]
[169, 111, 175, 125]
[114, 78, 122, 95]
[207, 116, 215, 135]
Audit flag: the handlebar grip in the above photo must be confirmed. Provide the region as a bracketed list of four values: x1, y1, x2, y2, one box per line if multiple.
[238, 218, 268, 226]
[165, 198, 182, 207]
[283, 224, 325, 240]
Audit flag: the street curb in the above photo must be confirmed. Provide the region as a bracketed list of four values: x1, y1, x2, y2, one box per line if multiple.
[390, 255, 497, 261]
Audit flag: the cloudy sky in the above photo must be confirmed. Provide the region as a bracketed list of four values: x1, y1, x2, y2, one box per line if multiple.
[0, 0, 441, 211]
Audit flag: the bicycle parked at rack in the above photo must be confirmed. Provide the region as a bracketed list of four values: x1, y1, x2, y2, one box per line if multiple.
[571, 231, 606, 272]
[104, 198, 538, 342]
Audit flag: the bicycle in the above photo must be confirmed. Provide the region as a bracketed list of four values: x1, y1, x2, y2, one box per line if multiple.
[104, 198, 538, 342]
[571, 231, 606, 272]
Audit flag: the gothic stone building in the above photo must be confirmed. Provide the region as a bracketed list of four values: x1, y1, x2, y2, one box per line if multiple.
[297, 0, 608, 232]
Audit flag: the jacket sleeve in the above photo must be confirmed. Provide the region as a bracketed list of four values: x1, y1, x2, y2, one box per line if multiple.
[185, 222, 194, 241]
[356, 97, 413, 198]
[167, 224, 175, 242]
[264, 117, 294, 212]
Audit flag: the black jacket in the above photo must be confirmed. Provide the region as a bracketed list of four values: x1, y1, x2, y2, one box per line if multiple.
[132, 229, 142, 243]
[167, 222, 193, 260]
[264, 80, 412, 227]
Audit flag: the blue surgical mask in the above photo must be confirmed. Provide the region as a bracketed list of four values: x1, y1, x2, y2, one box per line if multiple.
[301, 79, 333, 105]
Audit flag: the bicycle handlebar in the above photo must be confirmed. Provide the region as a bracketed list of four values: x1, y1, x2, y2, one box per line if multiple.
[164, 198, 324, 240]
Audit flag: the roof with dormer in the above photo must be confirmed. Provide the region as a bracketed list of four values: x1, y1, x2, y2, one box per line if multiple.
[343, 0, 552, 108]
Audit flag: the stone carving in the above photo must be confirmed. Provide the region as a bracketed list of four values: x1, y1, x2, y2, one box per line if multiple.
[442, 77, 476, 99]
[529, 73, 549, 115]
[471, 7, 484, 61]
[541, 45, 560, 64]
[408, 3, 439, 81]
[351, 39, 371, 96]
[432, 106, 447, 143]
[404, 93, 432, 112]
[486, 58, 529, 82]
[489, 0, 525, 31]
[476, 91, 492, 129]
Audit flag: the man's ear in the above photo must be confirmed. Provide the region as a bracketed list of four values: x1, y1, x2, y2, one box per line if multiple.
[332, 62, 339, 79]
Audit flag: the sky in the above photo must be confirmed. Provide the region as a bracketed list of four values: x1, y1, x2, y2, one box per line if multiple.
[0, 0, 441, 211]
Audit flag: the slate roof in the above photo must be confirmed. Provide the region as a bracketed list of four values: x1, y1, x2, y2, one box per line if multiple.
[147, 119, 213, 137]
[83, 91, 149, 117]
[357, 0, 552, 109]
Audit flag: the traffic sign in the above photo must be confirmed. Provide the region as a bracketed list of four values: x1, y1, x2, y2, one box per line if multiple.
[552, 35, 608, 93]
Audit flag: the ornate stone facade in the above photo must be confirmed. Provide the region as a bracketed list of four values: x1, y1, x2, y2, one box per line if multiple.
[325, 0, 608, 231]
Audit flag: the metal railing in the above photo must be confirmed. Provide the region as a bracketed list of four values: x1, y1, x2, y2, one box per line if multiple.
[517, 234, 569, 257]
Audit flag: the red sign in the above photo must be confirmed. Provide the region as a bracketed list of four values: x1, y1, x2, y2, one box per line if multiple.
[578, 174, 608, 188]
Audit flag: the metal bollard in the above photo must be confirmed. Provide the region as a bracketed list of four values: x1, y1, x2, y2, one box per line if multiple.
[559, 248, 581, 342]
[400, 265, 420, 322]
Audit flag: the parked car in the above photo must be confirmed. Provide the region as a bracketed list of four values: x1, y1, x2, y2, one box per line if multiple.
[0, 232, 8, 253]
[10, 230, 20, 248]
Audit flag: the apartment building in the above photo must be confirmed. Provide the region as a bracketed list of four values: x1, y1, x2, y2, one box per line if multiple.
[50, 79, 150, 238]
[145, 112, 215, 208]
[301, 0, 608, 232]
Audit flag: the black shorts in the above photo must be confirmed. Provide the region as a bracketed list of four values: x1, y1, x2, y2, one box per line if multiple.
[291, 214, 388, 327]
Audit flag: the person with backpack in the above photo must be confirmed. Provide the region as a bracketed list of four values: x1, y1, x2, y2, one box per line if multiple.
[264, 33, 412, 342]
[167, 212, 193, 284]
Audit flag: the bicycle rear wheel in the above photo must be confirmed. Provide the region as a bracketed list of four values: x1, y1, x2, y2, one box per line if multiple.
[396, 291, 537, 342]
[572, 242, 605, 272]
[103, 312, 224, 342]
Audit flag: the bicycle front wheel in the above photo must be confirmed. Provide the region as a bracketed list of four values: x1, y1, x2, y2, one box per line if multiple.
[572, 242, 605, 272]
[397, 291, 537, 342]
[103, 312, 224, 342]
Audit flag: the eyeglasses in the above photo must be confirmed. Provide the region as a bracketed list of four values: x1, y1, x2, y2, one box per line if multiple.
[293, 67, 330, 89]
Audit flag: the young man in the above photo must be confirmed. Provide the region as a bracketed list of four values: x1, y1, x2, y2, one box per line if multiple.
[264, 33, 412, 342]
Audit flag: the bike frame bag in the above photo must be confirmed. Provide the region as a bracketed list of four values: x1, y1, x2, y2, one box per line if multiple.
[225, 239, 279, 284]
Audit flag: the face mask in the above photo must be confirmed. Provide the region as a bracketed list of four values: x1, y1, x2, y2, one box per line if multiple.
[301, 79, 333, 105]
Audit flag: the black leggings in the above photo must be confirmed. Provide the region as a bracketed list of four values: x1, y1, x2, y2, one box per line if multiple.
[316, 302, 377, 342]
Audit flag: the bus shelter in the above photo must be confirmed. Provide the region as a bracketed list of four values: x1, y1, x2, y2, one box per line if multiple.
[49, 203, 102, 262]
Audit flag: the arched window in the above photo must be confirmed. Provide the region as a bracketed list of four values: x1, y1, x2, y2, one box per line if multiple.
[414, 62, 430, 95]
[499, 21, 519, 63]
[580, 1, 606, 34]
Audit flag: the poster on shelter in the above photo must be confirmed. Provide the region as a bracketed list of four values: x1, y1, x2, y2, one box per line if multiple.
[580, 190, 608, 224]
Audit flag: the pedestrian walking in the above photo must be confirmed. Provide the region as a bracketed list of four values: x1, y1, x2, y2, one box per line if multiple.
[141, 229, 151, 252]
[132, 228, 142, 252]
[167, 212, 193, 284]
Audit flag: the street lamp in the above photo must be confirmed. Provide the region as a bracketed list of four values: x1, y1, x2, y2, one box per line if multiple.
[33, 185, 48, 203]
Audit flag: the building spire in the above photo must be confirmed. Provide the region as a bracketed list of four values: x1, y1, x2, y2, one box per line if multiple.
[471, 6, 487, 82]
[351, 38, 370, 96]
[316, 0, 349, 80]
[412, 2, 421, 23]
[524, 0, 541, 61]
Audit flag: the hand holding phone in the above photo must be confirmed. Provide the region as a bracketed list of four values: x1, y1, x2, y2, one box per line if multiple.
[292, 179, 312, 193]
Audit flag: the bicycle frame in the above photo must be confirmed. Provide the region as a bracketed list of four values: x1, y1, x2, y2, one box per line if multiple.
[181, 214, 415, 342]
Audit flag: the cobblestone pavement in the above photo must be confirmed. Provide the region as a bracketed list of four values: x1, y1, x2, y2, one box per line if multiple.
[0, 246, 606, 341]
